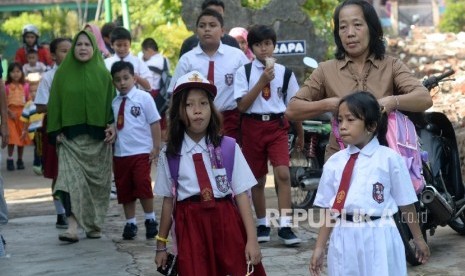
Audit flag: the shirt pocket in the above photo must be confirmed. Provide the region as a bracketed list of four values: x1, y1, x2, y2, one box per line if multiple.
[212, 168, 230, 194]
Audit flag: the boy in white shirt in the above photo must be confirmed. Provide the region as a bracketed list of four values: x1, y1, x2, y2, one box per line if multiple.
[23, 50, 47, 78]
[110, 61, 161, 240]
[104, 27, 152, 92]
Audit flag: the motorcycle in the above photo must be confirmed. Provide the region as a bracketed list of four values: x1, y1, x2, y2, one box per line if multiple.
[395, 69, 465, 266]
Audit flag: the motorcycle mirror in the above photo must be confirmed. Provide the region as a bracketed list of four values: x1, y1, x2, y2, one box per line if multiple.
[303, 57, 318, 69]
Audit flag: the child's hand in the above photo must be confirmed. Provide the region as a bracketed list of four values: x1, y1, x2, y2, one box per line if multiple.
[259, 66, 275, 85]
[8, 110, 15, 119]
[21, 130, 28, 140]
[149, 148, 159, 163]
[244, 240, 262, 265]
[154, 250, 168, 269]
[414, 237, 430, 264]
[309, 247, 325, 276]
[104, 124, 116, 144]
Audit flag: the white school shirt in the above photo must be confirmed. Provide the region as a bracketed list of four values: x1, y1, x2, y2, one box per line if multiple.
[142, 53, 169, 90]
[314, 137, 417, 216]
[23, 62, 47, 76]
[154, 134, 257, 201]
[167, 42, 249, 112]
[112, 86, 160, 157]
[34, 66, 57, 105]
[234, 59, 300, 114]
[105, 54, 152, 90]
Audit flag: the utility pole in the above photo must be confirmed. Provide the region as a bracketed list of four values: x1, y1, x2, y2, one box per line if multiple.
[431, 0, 440, 30]
[104, 0, 112, 22]
[390, 0, 399, 36]
[121, 0, 131, 30]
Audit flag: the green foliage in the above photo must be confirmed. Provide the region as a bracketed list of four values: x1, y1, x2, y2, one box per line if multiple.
[241, 0, 271, 9]
[302, 0, 342, 59]
[1, 13, 51, 39]
[439, 0, 465, 33]
[109, 0, 190, 70]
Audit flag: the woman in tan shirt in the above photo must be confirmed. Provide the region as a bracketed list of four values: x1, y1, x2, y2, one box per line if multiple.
[285, 0, 432, 159]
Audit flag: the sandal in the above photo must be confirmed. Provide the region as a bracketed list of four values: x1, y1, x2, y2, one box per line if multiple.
[86, 231, 102, 239]
[58, 232, 79, 243]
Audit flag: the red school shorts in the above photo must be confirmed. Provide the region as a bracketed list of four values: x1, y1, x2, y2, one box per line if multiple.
[113, 153, 153, 204]
[241, 116, 290, 179]
[221, 108, 240, 140]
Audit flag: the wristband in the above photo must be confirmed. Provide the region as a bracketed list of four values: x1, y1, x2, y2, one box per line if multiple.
[395, 96, 400, 109]
[155, 235, 169, 243]
[155, 247, 168, 252]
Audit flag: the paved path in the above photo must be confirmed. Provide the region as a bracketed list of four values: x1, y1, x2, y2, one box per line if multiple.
[1, 146, 465, 275]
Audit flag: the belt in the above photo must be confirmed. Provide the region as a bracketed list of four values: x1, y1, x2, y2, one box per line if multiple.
[341, 214, 382, 222]
[180, 194, 232, 202]
[243, 113, 283, 121]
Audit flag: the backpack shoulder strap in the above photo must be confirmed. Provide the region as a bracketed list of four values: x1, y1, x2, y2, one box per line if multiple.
[282, 67, 292, 105]
[244, 63, 252, 84]
[163, 57, 168, 71]
[148, 66, 163, 75]
[167, 154, 181, 184]
[220, 136, 236, 182]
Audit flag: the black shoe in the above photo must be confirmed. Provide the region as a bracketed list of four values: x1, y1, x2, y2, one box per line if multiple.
[16, 159, 25, 170]
[122, 223, 138, 240]
[145, 219, 159, 240]
[6, 159, 14, 171]
[56, 214, 68, 229]
[257, 225, 271, 243]
[278, 227, 301, 246]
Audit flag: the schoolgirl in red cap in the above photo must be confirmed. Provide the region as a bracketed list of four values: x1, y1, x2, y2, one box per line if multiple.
[154, 71, 266, 275]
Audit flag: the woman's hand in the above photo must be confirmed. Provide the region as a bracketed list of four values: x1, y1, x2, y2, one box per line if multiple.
[413, 237, 430, 264]
[56, 133, 65, 144]
[104, 124, 116, 144]
[309, 247, 325, 276]
[378, 95, 397, 113]
[245, 240, 262, 265]
[154, 250, 168, 270]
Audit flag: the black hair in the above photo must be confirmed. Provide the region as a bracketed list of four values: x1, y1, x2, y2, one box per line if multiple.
[110, 61, 135, 77]
[101, 22, 117, 38]
[26, 49, 38, 55]
[201, 0, 225, 11]
[337, 91, 388, 146]
[166, 89, 223, 158]
[196, 8, 224, 27]
[110, 26, 132, 44]
[141, 38, 158, 52]
[247, 24, 277, 49]
[333, 0, 385, 60]
[50, 38, 72, 54]
[6, 62, 25, 85]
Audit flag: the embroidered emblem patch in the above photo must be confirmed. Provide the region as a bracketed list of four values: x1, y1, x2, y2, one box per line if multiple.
[215, 174, 229, 193]
[130, 106, 141, 118]
[201, 188, 213, 201]
[372, 183, 384, 204]
[224, 74, 234, 86]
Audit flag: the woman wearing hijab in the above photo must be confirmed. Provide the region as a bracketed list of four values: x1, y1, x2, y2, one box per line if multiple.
[47, 30, 116, 243]
[229, 27, 254, 61]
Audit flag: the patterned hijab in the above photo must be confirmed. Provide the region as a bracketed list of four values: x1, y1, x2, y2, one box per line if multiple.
[47, 30, 115, 135]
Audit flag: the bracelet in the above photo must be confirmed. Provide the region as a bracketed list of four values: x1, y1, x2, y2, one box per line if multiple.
[155, 235, 169, 243]
[154, 247, 168, 252]
[395, 96, 400, 109]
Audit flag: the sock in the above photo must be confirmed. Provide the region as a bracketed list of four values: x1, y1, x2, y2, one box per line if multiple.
[256, 217, 268, 227]
[127, 217, 136, 225]
[144, 212, 156, 221]
[279, 216, 292, 228]
[53, 199, 65, 214]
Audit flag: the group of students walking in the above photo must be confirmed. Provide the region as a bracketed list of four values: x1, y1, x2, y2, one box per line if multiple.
[0, 0, 437, 275]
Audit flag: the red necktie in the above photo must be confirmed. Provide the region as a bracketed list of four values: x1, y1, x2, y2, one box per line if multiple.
[207, 61, 214, 84]
[332, 152, 359, 212]
[193, 153, 215, 207]
[262, 82, 271, 100]
[116, 97, 126, 130]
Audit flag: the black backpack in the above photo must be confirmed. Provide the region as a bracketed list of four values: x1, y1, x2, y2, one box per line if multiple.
[148, 58, 172, 115]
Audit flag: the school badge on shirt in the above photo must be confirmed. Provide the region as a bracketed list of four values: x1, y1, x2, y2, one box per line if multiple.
[372, 183, 384, 203]
[224, 74, 234, 86]
[130, 106, 141, 118]
[215, 174, 229, 193]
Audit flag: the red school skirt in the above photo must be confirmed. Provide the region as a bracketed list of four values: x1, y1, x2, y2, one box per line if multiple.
[174, 197, 266, 276]
[41, 115, 58, 179]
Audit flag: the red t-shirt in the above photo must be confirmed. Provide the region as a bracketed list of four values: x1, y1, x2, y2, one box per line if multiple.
[15, 47, 53, 66]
